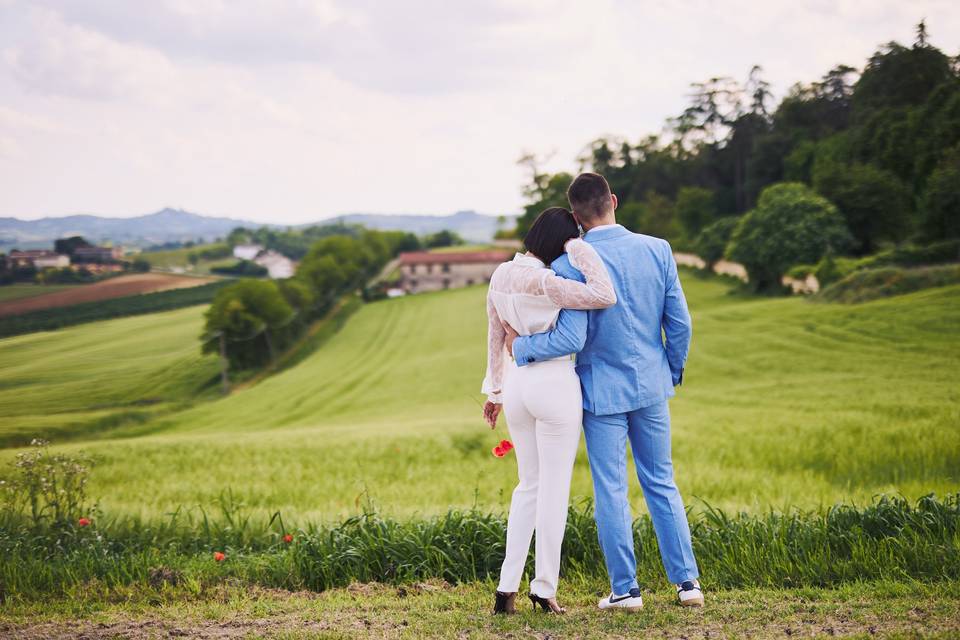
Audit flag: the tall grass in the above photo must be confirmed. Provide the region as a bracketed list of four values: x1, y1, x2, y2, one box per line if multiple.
[1, 494, 957, 601]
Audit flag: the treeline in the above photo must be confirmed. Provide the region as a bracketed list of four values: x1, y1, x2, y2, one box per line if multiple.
[202, 228, 416, 371]
[519, 22, 960, 291]
[226, 224, 463, 260]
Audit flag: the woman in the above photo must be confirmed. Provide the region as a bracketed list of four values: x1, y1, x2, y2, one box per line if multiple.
[481, 207, 616, 614]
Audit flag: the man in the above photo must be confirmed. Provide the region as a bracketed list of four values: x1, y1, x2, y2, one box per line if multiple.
[503, 172, 702, 610]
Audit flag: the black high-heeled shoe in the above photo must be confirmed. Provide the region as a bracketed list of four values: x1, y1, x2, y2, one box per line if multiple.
[493, 591, 517, 615]
[528, 593, 566, 614]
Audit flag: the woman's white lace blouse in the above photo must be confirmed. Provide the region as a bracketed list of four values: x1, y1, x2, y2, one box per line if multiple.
[481, 238, 616, 403]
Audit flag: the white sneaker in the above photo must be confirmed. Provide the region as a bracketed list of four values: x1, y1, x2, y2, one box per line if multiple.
[598, 587, 643, 612]
[676, 580, 704, 607]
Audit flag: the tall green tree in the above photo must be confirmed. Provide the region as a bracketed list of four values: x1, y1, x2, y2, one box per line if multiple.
[812, 161, 911, 254]
[675, 187, 718, 238]
[727, 183, 851, 292]
[920, 145, 960, 241]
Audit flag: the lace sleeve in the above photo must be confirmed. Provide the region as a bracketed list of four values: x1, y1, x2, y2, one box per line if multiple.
[480, 289, 506, 404]
[540, 238, 617, 309]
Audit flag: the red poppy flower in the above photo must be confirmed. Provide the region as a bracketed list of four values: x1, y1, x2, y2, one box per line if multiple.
[492, 445, 506, 458]
[283, 534, 293, 544]
[499, 439, 514, 451]
[78, 517, 91, 527]
[214, 551, 226, 562]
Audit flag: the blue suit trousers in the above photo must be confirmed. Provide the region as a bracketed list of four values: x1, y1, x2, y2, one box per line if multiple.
[582, 401, 699, 593]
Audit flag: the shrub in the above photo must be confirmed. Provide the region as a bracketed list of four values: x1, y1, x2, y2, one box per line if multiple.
[817, 264, 960, 303]
[211, 260, 268, 277]
[695, 216, 740, 269]
[727, 183, 852, 292]
[1, 439, 94, 528]
[424, 230, 464, 249]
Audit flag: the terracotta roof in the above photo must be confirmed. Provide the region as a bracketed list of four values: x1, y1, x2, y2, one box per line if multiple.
[399, 250, 512, 266]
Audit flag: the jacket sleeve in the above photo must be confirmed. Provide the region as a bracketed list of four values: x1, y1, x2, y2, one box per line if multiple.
[513, 257, 589, 366]
[661, 241, 692, 385]
[539, 239, 616, 309]
[513, 308, 588, 366]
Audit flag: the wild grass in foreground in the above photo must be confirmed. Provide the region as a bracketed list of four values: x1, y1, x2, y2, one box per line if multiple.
[1, 493, 957, 602]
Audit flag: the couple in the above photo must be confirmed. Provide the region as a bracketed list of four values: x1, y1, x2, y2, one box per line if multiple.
[481, 172, 702, 614]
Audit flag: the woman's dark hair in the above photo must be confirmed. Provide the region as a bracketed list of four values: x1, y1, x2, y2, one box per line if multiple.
[523, 207, 580, 265]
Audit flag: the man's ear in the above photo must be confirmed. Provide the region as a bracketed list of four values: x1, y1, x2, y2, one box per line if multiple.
[611, 194, 619, 211]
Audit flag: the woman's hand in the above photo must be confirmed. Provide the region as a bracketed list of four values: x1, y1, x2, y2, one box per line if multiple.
[483, 401, 502, 428]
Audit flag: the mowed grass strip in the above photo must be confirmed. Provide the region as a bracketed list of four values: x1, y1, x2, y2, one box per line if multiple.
[0, 305, 219, 446]
[1, 275, 958, 521]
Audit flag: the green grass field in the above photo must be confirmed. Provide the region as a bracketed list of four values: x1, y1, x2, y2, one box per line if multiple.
[140, 242, 234, 275]
[1, 272, 957, 523]
[0, 306, 220, 446]
[2, 271, 958, 637]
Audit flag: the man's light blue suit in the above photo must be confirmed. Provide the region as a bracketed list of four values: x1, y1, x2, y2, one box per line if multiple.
[512, 224, 699, 593]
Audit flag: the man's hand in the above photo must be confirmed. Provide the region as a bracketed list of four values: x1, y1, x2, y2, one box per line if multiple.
[483, 401, 502, 428]
[501, 322, 519, 358]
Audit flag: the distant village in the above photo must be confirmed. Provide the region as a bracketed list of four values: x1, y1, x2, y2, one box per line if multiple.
[2, 229, 523, 294]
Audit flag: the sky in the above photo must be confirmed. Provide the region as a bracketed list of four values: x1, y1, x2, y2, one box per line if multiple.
[1, 1, 959, 224]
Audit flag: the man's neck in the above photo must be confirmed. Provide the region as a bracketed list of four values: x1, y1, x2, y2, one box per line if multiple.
[581, 214, 617, 232]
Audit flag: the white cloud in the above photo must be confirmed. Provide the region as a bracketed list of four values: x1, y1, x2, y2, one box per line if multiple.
[2, 7, 178, 101]
[0, 0, 958, 221]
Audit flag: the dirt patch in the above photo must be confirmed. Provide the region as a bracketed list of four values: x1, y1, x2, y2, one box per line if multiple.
[0, 274, 216, 317]
[4, 600, 959, 640]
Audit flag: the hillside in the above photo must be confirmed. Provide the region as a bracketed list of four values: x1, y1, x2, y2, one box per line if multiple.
[1, 209, 512, 250]
[2, 274, 957, 522]
[0, 306, 218, 446]
[0, 208, 258, 249]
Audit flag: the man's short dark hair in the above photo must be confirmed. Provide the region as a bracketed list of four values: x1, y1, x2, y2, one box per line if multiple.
[567, 172, 613, 221]
[524, 207, 580, 265]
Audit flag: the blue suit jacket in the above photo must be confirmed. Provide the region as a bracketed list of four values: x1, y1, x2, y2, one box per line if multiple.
[512, 225, 691, 416]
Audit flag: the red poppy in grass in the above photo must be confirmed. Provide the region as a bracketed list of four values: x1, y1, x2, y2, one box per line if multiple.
[78, 517, 91, 527]
[214, 551, 226, 562]
[499, 439, 514, 452]
[492, 445, 506, 458]
[283, 534, 293, 544]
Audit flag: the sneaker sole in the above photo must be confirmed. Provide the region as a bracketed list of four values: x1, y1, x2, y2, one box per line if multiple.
[679, 596, 704, 607]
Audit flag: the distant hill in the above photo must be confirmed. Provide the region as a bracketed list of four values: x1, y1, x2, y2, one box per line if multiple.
[0, 208, 256, 250]
[319, 211, 512, 243]
[0, 209, 513, 251]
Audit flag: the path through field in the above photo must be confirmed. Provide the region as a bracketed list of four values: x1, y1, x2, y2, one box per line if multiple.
[4, 581, 959, 639]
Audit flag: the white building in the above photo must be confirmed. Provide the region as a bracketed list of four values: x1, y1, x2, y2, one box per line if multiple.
[33, 254, 71, 269]
[254, 250, 296, 279]
[233, 244, 264, 261]
[399, 250, 511, 293]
